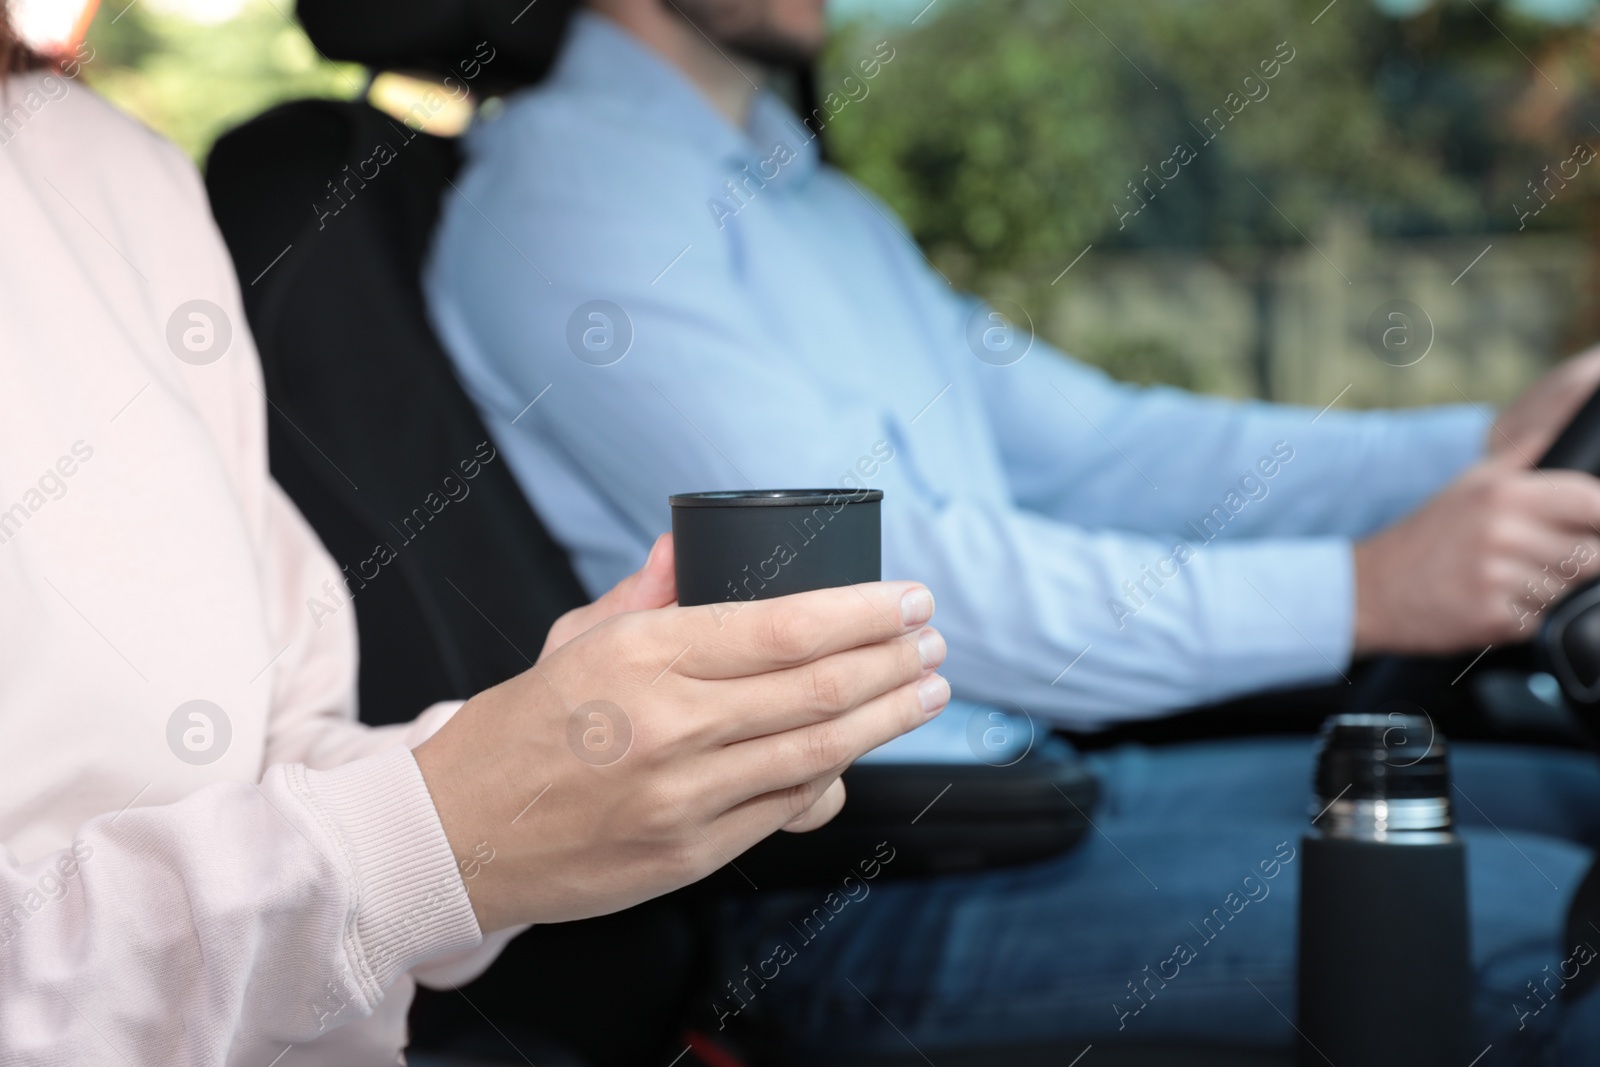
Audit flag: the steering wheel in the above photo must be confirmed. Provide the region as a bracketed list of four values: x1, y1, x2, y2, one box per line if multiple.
[1353, 384, 1600, 722]
[1531, 383, 1600, 705]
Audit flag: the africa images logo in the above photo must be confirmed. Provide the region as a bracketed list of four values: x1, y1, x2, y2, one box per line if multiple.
[566, 300, 634, 366]
[166, 700, 232, 766]
[166, 300, 232, 366]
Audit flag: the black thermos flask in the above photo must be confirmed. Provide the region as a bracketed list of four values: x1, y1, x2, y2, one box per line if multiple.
[1297, 713, 1472, 1065]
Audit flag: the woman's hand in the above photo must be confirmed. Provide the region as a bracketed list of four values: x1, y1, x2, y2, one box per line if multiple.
[539, 533, 680, 657]
[537, 533, 854, 836]
[413, 558, 948, 933]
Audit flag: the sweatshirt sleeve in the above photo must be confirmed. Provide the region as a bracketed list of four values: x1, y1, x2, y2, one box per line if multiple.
[0, 745, 483, 1062]
[252, 477, 460, 769]
[252, 476, 522, 991]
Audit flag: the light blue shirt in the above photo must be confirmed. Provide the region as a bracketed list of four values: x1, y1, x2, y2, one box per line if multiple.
[425, 11, 1485, 731]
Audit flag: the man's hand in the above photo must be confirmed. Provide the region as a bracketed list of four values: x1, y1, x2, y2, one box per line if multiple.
[1354, 456, 1600, 654]
[1488, 346, 1600, 463]
[413, 573, 949, 933]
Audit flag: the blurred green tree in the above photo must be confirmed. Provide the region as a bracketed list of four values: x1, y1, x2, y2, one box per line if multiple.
[82, 1, 358, 163]
[822, 0, 1594, 285]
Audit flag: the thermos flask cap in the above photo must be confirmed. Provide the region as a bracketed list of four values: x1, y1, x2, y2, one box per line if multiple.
[1313, 713, 1452, 840]
[1314, 713, 1449, 802]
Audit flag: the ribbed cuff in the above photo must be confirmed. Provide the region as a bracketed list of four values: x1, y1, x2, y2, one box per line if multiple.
[301, 746, 482, 995]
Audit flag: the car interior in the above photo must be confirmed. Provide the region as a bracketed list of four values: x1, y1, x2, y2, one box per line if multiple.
[194, 0, 1600, 1062]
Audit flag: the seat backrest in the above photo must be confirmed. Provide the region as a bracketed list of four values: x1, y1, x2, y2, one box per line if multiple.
[206, 99, 589, 723]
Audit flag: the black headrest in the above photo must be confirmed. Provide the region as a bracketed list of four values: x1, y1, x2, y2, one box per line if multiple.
[296, 0, 581, 87]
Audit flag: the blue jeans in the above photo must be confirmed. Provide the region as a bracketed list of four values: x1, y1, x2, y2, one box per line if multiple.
[718, 739, 1600, 1062]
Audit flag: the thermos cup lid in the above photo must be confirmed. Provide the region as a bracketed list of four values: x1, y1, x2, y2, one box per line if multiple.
[670, 489, 884, 508]
[1314, 712, 1450, 803]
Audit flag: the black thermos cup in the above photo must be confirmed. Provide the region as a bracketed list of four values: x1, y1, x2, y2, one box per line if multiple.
[1297, 713, 1472, 1066]
[669, 489, 883, 607]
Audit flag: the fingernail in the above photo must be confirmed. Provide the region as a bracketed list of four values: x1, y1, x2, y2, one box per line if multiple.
[918, 673, 950, 715]
[901, 587, 934, 628]
[917, 628, 946, 669]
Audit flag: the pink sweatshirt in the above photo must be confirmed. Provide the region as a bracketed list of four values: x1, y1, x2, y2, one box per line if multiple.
[0, 71, 514, 1062]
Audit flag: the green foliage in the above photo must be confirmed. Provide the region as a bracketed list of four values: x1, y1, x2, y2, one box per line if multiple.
[825, 2, 1131, 286]
[82, 1, 360, 163]
[822, 0, 1577, 287]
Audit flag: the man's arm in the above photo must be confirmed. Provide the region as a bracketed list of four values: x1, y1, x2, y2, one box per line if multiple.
[885, 234, 1487, 544]
[971, 343, 1485, 541]
[910, 239, 1600, 664]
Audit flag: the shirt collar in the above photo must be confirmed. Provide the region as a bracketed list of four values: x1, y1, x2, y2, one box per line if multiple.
[546, 10, 820, 187]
